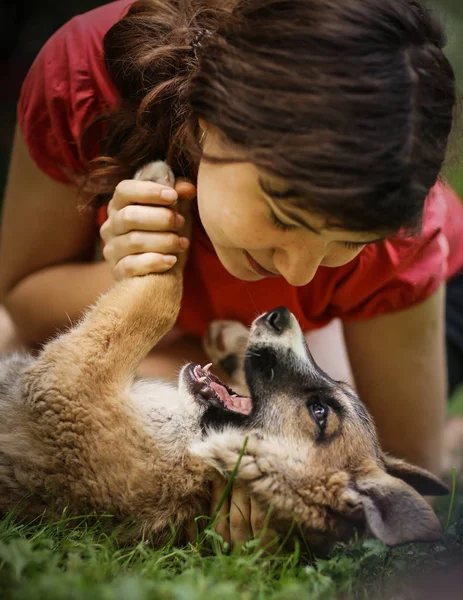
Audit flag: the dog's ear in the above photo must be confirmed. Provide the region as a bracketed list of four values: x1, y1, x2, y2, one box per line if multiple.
[353, 472, 443, 546]
[382, 454, 449, 496]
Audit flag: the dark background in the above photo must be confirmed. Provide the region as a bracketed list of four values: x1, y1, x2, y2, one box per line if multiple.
[1, 0, 462, 195]
[0, 0, 104, 192]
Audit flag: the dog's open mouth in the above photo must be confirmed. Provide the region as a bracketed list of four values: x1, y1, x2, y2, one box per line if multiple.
[187, 363, 252, 415]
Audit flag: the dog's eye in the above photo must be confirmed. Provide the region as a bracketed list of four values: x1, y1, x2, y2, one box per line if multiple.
[309, 400, 328, 427]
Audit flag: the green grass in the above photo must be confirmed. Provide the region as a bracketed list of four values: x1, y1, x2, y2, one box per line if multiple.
[0, 487, 462, 600]
[444, 163, 463, 197]
[449, 385, 463, 416]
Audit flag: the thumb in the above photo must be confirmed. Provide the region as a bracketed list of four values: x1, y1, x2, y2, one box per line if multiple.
[175, 177, 197, 202]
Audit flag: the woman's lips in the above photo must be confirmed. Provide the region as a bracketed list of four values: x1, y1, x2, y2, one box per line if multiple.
[244, 251, 280, 278]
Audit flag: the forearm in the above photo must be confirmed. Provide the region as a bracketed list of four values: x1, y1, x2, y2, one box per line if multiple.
[4, 260, 114, 346]
[343, 287, 447, 475]
[352, 353, 446, 474]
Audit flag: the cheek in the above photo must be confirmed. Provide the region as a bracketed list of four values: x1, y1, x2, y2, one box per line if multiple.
[197, 194, 220, 232]
[196, 176, 228, 238]
[198, 195, 252, 243]
[197, 186, 271, 247]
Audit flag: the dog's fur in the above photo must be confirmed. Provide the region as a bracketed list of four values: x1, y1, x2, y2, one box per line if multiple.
[0, 163, 449, 552]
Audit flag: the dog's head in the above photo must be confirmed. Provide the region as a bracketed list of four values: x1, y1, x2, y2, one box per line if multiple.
[179, 307, 448, 549]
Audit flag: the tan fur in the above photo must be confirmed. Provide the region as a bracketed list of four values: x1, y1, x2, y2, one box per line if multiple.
[0, 163, 449, 552]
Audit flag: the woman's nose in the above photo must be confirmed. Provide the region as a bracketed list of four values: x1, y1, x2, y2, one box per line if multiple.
[272, 245, 324, 287]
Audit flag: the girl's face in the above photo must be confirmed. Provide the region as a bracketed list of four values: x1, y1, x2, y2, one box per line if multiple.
[196, 128, 386, 287]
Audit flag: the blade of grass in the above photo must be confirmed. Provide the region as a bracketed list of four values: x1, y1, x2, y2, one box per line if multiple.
[445, 467, 458, 529]
[210, 436, 249, 524]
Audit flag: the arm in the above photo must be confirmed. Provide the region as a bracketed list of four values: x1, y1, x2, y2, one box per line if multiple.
[343, 286, 447, 475]
[0, 126, 113, 345]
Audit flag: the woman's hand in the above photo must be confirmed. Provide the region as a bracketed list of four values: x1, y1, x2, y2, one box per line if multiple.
[100, 178, 196, 281]
[211, 478, 280, 552]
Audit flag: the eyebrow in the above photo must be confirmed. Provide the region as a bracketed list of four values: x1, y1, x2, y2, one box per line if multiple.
[259, 178, 387, 244]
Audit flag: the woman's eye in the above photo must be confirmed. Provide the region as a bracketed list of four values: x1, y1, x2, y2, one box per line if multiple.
[343, 241, 366, 252]
[309, 401, 329, 427]
[270, 211, 297, 232]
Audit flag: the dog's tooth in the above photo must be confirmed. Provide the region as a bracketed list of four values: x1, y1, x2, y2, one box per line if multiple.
[197, 376, 207, 383]
[203, 362, 213, 372]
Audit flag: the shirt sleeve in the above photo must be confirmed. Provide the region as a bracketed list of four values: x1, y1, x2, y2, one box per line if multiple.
[17, 5, 124, 184]
[327, 183, 450, 321]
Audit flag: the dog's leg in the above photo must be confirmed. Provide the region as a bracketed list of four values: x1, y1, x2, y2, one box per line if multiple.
[30, 269, 183, 386]
[9, 164, 203, 538]
[203, 320, 250, 396]
[30, 161, 186, 389]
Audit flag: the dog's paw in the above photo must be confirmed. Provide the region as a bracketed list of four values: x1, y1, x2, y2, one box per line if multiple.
[134, 161, 175, 187]
[203, 320, 249, 394]
[190, 430, 264, 481]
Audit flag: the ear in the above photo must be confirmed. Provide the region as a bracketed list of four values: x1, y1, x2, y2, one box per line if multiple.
[355, 473, 443, 546]
[382, 454, 449, 496]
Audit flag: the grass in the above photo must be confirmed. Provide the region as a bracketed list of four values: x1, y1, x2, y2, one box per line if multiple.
[0, 447, 462, 600]
[444, 163, 463, 198]
[0, 499, 461, 600]
[449, 384, 463, 416]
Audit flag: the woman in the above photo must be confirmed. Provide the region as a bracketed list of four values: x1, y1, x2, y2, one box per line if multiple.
[1, 0, 462, 546]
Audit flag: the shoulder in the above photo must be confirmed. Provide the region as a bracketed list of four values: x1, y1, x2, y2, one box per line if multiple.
[21, 0, 134, 108]
[58, 0, 134, 69]
[17, 1, 135, 183]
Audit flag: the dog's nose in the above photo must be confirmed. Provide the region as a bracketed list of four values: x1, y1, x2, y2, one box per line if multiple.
[263, 306, 291, 334]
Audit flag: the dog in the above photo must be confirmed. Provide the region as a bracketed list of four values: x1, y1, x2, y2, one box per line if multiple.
[0, 162, 449, 553]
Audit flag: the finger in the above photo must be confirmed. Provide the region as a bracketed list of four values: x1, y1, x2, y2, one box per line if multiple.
[103, 231, 189, 264]
[184, 519, 198, 544]
[229, 483, 251, 549]
[111, 179, 178, 211]
[250, 497, 280, 554]
[175, 179, 197, 202]
[111, 205, 186, 237]
[210, 479, 231, 545]
[112, 252, 178, 280]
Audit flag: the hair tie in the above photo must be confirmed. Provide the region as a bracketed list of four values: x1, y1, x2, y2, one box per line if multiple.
[198, 127, 208, 147]
[190, 29, 212, 54]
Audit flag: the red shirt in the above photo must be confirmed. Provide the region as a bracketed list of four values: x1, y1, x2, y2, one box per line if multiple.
[18, 0, 463, 337]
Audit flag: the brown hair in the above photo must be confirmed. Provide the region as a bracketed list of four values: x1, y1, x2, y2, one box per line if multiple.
[83, 0, 456, 233]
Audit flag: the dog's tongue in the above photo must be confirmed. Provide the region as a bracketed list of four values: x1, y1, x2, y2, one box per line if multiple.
[209, 382, 252, 415]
